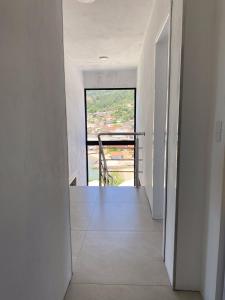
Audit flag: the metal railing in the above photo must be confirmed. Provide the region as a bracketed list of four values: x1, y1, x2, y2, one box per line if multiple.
[98, 132, 145, 187]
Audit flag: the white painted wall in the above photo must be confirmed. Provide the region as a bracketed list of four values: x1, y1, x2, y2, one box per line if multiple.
[64, 56, 86, 185]
[138, 0, 224, 294]
[201, 0, 225, 298]
[136, 0, 183, 284]
[136, 0, 225, 295]
[83, 68, 137, 89]
[152, 23, 169, 220]
[0, 1, 72, 299]
[175, 0, 217, 291]
[136, 0, 170, 210]
[67, 67, 136, 185]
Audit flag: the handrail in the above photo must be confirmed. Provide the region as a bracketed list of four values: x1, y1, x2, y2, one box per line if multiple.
[98, 132, 145, 138]
[98, 132, 145, 187]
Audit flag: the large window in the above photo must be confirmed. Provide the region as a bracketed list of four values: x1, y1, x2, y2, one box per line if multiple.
[85, 89, 136, 186]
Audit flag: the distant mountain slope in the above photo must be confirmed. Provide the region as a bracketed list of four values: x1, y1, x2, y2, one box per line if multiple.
[86, 89, 135, 123]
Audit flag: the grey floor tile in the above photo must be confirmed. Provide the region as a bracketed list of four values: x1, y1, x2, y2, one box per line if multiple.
[65, 284, 202, 300]
[70, 187, 100, 202]
[89, 202, 162, 232]
[70, 201, 95, 230]
[95, 187, 148, 204]
[70, 187, 149, 204]
[73, 231, 168, 285]
[71, 230, 86, 258]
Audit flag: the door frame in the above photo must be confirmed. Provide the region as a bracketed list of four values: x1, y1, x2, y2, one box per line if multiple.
[163, 0, 184, 288]
[153, 15, 171, 259]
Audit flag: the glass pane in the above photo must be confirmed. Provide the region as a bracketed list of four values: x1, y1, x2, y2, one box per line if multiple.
[88, 146, 99, 186]
[108, 171, 134, 186]
[86, 89, 135, 141]
[88, 145, 135, 186]
[104, 145, 134, 186]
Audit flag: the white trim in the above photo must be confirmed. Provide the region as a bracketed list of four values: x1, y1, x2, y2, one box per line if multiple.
[155, 14, 170, 45]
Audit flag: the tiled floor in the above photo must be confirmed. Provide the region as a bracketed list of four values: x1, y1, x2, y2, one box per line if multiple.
[65, 187, 202, 300]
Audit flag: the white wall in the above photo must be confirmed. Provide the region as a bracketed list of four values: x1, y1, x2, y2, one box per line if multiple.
[138, 0, 225, 295]
[0, 1, 72, 299]
[137, 0, 184, 284]
[175, 0, 217, 291]
[136, 0, 171, 211]
[83, 68, 137, 89]
[64, 67, 136, 185]
[201, 0, 225, 298]
[64, 56, 86, 185]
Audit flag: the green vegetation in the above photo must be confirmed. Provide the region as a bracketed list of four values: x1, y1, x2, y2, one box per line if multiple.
[87, 90, 134, 124]
[111, 172, 123, 186]
[88, 169, 124, 186]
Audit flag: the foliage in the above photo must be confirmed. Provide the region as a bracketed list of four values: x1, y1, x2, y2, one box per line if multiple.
[111, 172, 124, 186]
[87, 90, 134, 124]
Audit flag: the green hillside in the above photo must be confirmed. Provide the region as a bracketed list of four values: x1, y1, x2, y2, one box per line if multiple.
[87, 90, 135, 123]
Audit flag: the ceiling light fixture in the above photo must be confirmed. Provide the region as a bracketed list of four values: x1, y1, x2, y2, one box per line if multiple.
[99, 56, 109, 61]
[77, 0, 96, 3]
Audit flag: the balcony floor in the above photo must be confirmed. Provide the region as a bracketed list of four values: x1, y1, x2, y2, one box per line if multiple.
[65, 187, 201, 300]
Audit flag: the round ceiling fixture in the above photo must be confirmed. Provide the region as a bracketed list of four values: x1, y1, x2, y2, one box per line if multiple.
[99, 56, 109, 61]
[77, 0, 96, 3]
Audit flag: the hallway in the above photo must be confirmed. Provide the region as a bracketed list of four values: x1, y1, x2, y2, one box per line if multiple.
[65, 187, 201, 300]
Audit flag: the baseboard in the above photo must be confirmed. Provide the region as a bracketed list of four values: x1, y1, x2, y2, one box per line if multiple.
[63, 274, 73, 300]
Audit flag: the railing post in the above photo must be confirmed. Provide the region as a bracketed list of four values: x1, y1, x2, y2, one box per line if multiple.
[99, 140, 102, 186]
[135, 137, 139, 187]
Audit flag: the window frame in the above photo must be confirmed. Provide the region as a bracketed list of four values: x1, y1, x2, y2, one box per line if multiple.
[84, 88, 137, 186]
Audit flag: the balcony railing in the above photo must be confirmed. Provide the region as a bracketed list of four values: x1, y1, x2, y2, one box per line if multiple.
[98, 132, 145, 187]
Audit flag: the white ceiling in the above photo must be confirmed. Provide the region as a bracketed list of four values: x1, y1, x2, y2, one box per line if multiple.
[63, 0, 153, 70]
